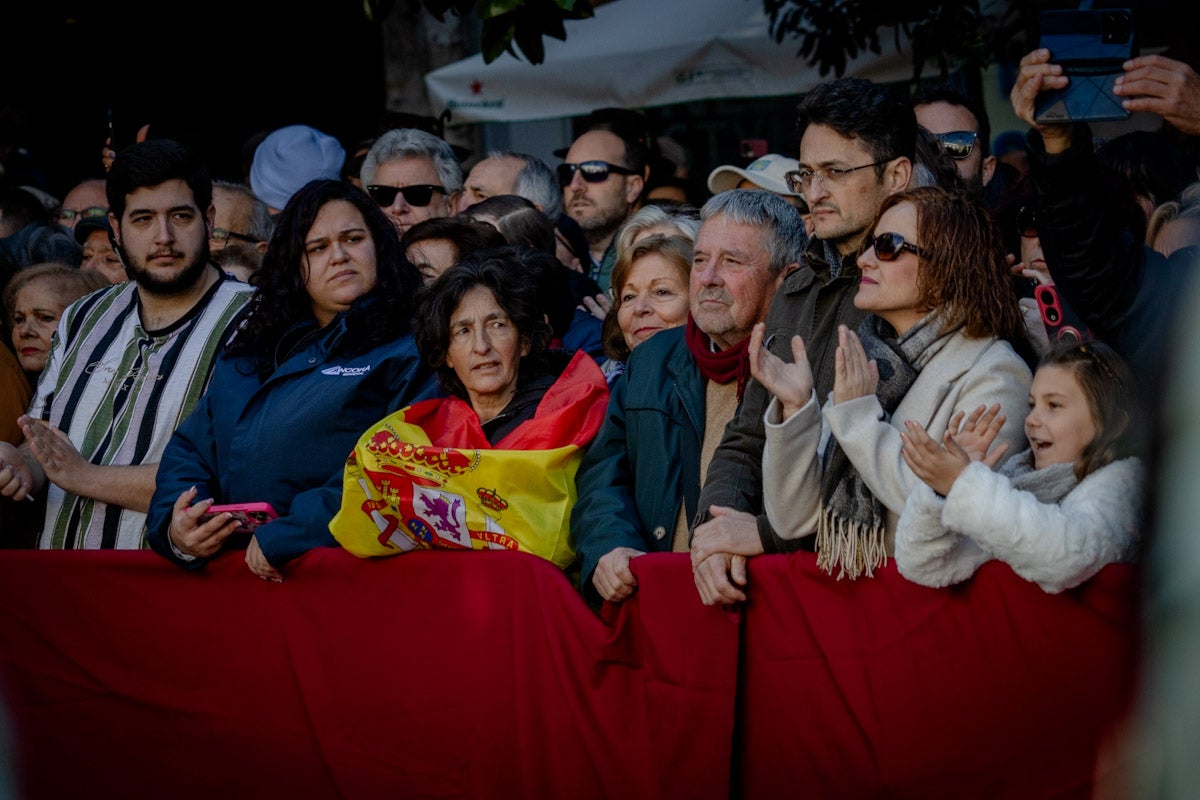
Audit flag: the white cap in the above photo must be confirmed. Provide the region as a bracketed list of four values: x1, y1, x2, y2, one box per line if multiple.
[707, 153, 801, 198]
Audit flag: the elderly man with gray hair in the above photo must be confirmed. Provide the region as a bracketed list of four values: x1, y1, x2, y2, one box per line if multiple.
[361, 128, 463, 235]
[570, 188, 805, 609]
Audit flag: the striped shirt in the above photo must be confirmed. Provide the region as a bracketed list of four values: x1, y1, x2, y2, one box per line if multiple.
[30, 275, 252, 549]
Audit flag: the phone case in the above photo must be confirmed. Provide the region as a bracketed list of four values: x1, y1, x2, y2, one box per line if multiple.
[1034, 9, 1136, 124]
[199, 502, 280, 534]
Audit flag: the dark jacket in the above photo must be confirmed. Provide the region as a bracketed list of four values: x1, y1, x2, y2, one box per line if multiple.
[1027, 125, 1195, 388]
[693, 237, 866, 552]
[147, 311, 439, 569]
[570, 326, 704, 605]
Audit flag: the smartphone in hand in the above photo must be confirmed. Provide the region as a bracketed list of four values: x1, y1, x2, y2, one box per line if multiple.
[198, 502, 279, 534]
[1034, 8, 1137, 124]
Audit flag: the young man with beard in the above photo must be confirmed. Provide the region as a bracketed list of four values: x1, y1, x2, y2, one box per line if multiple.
[912, 85, 996, 201]
[689, 78, 916, 604]
[559, 129, 648, 292]
[0, 139, 252, 549]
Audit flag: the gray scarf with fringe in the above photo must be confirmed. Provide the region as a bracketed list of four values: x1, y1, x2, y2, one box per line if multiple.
[816, 312, 956, 579]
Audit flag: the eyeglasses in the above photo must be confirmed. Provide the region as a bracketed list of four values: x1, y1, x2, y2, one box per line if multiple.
[366, 184, 448, 208]
[935, 131, 979, 160]
[784, 159, 892, 195]
[1016, 206, 1038, 238]
[867, 232, 929, 261]
[210, 227, 262, 245]
[557, 160, 638, 187]
[59, 206, 108, 223]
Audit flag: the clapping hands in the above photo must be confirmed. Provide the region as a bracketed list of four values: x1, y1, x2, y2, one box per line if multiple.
[900, 404, 1009, 496]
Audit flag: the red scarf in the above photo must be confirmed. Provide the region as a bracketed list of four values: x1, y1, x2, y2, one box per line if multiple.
[685, 315, 751, 402]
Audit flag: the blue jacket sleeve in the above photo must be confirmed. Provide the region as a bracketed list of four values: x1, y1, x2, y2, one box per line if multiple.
[569, 370, 650, 605]
[145, 392, 221, 569]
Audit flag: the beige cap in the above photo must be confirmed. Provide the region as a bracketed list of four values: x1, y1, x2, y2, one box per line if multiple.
[707, 153, 801, 197]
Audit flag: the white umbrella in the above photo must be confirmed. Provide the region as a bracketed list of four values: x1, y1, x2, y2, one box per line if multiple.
[424, 0, 917, 123]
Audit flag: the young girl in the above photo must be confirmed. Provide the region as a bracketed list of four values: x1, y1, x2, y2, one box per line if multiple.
[894, 341, 1143, 593]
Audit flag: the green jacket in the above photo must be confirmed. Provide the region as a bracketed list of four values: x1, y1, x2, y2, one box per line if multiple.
[570, 327, 703, 605]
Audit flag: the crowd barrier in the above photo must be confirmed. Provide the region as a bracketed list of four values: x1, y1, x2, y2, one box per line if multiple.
[0, 549, 1138, 799]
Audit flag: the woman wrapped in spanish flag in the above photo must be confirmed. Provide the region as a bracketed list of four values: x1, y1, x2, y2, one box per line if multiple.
[330, 247, 609, 569]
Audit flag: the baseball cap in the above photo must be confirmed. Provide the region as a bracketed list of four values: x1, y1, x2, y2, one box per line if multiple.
[73, 215, 113, 245]
[707, 153, 801, 197]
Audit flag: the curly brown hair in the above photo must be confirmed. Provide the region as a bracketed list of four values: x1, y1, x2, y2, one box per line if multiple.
[876, 186, 1027, 344]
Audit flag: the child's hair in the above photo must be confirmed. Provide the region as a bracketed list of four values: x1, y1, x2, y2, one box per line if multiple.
[1037, 341, 1134, 479]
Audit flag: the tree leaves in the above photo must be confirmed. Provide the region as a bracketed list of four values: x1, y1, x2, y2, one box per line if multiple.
[765, 0, 1006, 82]
[412, 0, 593, 64]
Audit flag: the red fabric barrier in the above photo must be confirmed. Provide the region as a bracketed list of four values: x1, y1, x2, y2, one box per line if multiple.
[0, 550, 738, 800]
[0, 549, 1138, 799]
[735, 555, 1140, 799]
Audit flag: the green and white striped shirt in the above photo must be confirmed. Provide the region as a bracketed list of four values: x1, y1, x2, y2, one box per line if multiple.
[31, 275, 252, 549]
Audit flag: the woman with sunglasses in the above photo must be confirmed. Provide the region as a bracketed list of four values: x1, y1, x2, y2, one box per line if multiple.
[146, 179, 439, 580]
[740, 186, 1032, 578]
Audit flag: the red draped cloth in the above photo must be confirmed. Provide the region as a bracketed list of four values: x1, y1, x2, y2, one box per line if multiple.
[0, 550, 737, 800]
[0, 550, 1137, 799]
[735, 556, 1140, 799]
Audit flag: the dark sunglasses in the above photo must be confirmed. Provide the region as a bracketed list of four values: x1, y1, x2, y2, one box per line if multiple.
[869, 231, 929, 261]
[366, 184, 447, 208]
[1016, 206, 1038, 238]
[59, 206, 108, 223]
[210, 227, 261, 245]
[557, 160, 638, 187]
[936, 130, 978, 160]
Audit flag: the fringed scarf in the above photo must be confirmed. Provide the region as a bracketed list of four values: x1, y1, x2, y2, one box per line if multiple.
[685, 315, 751, 402]
[816, 312, 955, 579]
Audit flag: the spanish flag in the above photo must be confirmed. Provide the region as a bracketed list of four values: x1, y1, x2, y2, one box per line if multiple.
[330, 351, 608, 569]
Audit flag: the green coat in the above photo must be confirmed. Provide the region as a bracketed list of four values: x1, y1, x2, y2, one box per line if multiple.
[570, 327, 704, 605]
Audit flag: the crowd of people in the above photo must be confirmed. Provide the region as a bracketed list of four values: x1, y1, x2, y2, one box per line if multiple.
[1, 46, 1198, 608]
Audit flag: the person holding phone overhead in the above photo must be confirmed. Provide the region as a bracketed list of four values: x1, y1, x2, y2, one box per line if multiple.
[146, 179, 438, 580]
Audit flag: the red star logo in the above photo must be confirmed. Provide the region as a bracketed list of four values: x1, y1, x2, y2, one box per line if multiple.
[470, 80, 483, 95]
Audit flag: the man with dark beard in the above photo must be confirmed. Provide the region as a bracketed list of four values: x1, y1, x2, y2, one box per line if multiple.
[0, 139, 251, 549]
[912, 86, 996, 201]
[559, 129, 647, 292]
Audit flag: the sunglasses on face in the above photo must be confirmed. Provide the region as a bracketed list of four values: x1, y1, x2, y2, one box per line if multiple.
[557, 160, 638, 187]
[59, 206, 108, 223]
[868, 231, 929, 261]
[210, 227, 261, 245]
[936, 130, 978, 160]
[1016, 206, 1038, 238]
[366, 184, 447, 208]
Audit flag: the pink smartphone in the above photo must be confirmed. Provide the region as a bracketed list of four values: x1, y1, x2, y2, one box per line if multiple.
[198, 502, 279, 534]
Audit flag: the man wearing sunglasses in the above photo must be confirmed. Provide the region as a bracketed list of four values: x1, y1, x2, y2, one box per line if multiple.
[559, 129, 648, 292]
[913, 86, 996, 199]
[361, 128, 462, 235]
[57, 178, 109, 231]
[691, 77, 916, 605]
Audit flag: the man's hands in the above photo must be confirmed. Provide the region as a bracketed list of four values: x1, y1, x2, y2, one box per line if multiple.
[690, 506, 764, 606]
[1114, 54, 1200, 135]
[592, 546, 645, 602]
[19, 416, 89, 496]
[1010, 49, 1073, 154]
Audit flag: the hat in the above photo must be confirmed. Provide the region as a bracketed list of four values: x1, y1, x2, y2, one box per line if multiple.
[250, 125, 346, 211]
[73, 215, 113, 245]
[707, 153, 801, 197]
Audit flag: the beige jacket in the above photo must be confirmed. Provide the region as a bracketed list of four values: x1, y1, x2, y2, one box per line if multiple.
[763, 332, 1032, 552]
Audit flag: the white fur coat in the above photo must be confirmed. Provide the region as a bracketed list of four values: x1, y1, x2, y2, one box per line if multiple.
[894, 457, 1144, 594]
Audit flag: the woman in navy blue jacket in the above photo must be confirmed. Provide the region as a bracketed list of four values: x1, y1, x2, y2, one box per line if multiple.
[146, 179, 438, 579]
